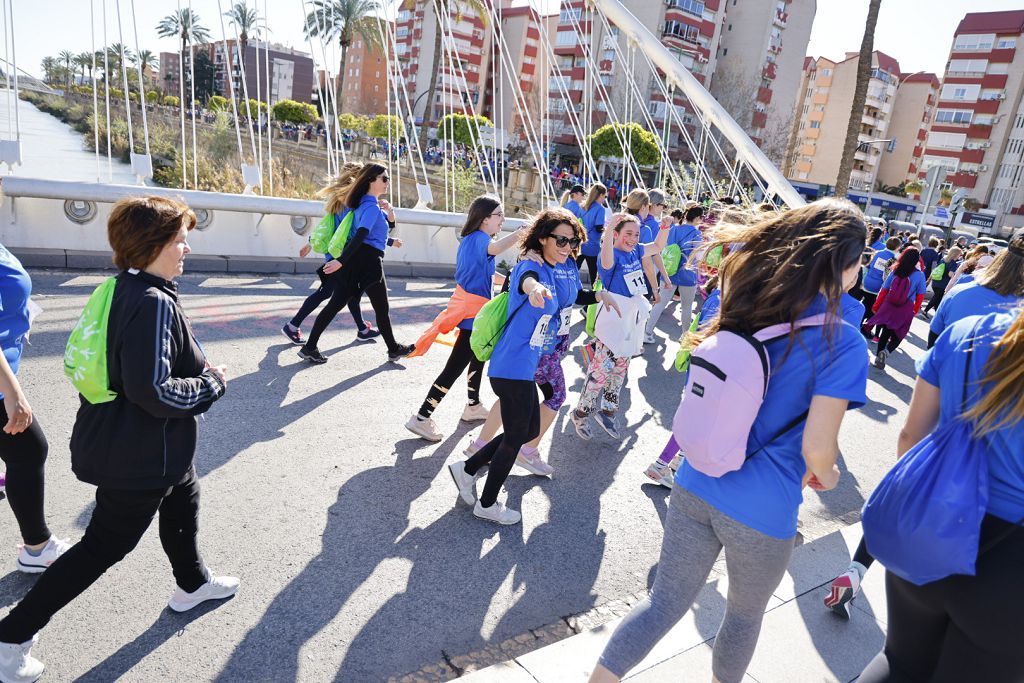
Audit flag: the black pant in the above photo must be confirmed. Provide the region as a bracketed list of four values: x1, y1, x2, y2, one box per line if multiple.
[576, 254, 599, 286]
[0, 405, 50, 545]
[860, 291, 878, 329]
[290, 275, 365, 330]
[877, 326, 903, 355]
[463, 378, 539, 507]
[859, 515, 1024, 683]
[303, 246, 399, 352]
[0, 468, 208, 644]
[417, 330, 483, 418]
[924, 284, 947, 314]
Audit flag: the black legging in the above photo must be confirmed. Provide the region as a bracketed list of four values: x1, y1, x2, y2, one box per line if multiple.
[576, 254, 599, 286]
[302, 245, 399, 353]
[0, 404, 51, 546]
[860, 291, 878, 329]
[877, 326, 903, 355]
[290, 275, 366, 330]
[859, 515, 1024, 682]
[924, 284, 947, 315]
[463, 378, 540, 507]
[417, 330, 483, 418]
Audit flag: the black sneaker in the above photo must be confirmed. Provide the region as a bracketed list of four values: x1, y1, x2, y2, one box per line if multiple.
[387, 343, 415, 362]
[282, 324, 304, 345]
[356, 324, 381, 342]
[297, 346, 327, 364]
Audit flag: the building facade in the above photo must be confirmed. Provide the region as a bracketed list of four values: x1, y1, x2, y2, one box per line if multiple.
[876, 72, 940, 188]
[318, 32, 390, 117]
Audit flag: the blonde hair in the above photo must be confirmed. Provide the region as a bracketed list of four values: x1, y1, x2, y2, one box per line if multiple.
[624, 188, 650, 214]
[583, 183, 607, 212]
[974, 232, 1024, 297]
[965, 311, 1024, 436]
[317, 162, 363, 215]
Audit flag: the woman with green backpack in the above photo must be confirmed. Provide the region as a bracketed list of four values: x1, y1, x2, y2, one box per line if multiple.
[922, 246, 963, 317]
[645, 204, 704, 344]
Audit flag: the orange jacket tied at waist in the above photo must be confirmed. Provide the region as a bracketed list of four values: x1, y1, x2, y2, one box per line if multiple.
[409, 286, 490, 358]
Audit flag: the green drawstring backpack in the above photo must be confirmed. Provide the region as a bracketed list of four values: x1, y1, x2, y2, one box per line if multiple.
[470, 292, 510, 361]
[931, 261, 947, 282]
[662, 243, 682, 276]
[325, 210, 355, 258]
[673, 313, 702, 373]
[584, 280, 603, 337]
[64, 277, 118, 404]
[308, 214, 336, 254]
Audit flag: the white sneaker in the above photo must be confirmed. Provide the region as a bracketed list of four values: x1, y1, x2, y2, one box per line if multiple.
[168, 574, 239, 613]
[448, 461, 477, 505]
[463, 438, 486, 458]
[516, 448, 554, 476]
[643, 332, 656, 345]
[644, 462, 674, 488]
[17, 537, 72, 574]
[405, 414, 443, 442]
[571, 411, 592, 440]
[460, 402, 490, 423]
[0, 636, 43, 683]
[473, 500, 521, 525]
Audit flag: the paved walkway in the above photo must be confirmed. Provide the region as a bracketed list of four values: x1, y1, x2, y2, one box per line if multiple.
[0, 269, 924, 681]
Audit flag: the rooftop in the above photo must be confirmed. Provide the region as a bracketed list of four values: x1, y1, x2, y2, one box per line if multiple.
[956, 10, 1024, 35]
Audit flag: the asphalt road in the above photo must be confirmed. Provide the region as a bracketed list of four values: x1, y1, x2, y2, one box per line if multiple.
[0, 269, 928, 681]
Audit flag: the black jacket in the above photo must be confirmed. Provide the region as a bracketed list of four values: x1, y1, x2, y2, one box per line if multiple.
[70, 270, 225, 489]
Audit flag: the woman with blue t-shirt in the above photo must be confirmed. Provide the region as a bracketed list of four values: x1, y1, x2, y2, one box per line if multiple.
[928, 228, 1024, 348]
[560, 184, 586, 219]
[866, 248, 927, 369]
[860, 236, 901, 334]
[298, 163, 414, 364]
[405, 196, 526, 442]
[0, 244, 70, 576]
[858, 309, 1024, 683]
[922, 246, 963, 316]
[623, 188, 666, 305]
[590, 199, 869, 683]
[447, 209, 581, 525]
[577, 183, 607, 285]
[646, 204, 704, 343]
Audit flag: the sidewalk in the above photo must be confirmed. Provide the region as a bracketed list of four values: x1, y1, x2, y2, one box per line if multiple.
[463, 523, 886, 683]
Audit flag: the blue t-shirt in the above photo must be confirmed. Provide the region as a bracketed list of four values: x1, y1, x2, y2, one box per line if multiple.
[488, 260, 560, 381]
[918, 311, 1024, 523]
[869, 240, 886, 252]
[352, 195, 391, 252]
[863, 249, 896, 294]
[668, 223, 703, 287]
[0, 245, 31, 399]
[930, 281, 1021, 339]
[564, 199, 584, 219]
[546, 258, 582, 352]
[598, 246, 646, 298]
[580, 203, 605, 257]
[920, 248, 940, 277]
[953, 273, 976, 290]
[881, 270, 927, 302]
[640, 215, 659, 244]
[454, 230, 495, 331]
[699, 289, 721, 323]
[841, 292, 865, 327]
[677, 294, 869, 539]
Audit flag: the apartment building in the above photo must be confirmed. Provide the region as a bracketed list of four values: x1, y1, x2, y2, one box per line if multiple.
[925, 10, 1024, 231]
[318, 31, 390, 117]
[711, 0, 815, 160]
[787, 51, 902, 192]
[876, 72, 940, 188]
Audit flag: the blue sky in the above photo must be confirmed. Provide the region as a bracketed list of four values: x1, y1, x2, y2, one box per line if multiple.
[12, 0, 1023, 81]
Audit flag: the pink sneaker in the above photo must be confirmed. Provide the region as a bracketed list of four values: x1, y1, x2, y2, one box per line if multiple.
[516, 447, 554, 476]
[0, 471, 5, 494]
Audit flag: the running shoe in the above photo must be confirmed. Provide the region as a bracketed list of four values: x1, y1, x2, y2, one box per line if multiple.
[16, 537, 71, 574]
[388, 343, 415, 362]
[824, 569, 862, 620]
[0, 635, 43, 683]
[448, 461, 477, 505]
[668, 453, 684, 472]
[463, 438, 486, 458]
[644, 461, 674, 488]
[571, 411, 592, 440]
[405, 415, 442, 442]
[516, 447, 554, 476]
[460, 402, 490, 423]
[643, 332, 656, 345]
[356, 324, 381, 342]
[0, 470, 5, 494]
[595, 411, 621, 440]
[473, 500, 521, 525]
[297, 346, 327, 364]
[873, 350, 888, 369]
[281, 324, 304, 345]
[167, 574, 240, 613]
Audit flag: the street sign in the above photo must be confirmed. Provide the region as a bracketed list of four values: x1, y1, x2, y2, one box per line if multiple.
[961, 211, 996, 230]
[935, 207, 949, 219]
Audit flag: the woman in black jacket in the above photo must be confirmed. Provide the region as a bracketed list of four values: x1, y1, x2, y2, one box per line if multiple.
[0, 197, 235, 682]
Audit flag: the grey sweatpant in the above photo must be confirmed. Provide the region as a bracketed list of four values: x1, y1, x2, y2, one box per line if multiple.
[598, 486, 794, 682]
[645, 284, 697, 339]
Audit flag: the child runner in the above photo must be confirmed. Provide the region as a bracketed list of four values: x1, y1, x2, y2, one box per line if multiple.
[405, 196, 526, 441]
[577, 183, 607, 286]
[561, 184, 586, 220]
[589, 198, 868, 683]
[860, 236, 902, 336]
[570, 213, 664, 441]
[866, 247, 927, 369]
[447, 208, 583, 525]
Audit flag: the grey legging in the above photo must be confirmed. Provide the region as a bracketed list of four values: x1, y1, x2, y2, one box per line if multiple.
[598, 487, 794, 682]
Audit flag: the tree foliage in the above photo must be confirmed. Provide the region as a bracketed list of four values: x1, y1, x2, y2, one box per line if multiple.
[437, 112, 492, 148]
[207, 95, 229, 112]
[367, 114, 403, 139]
[589, 123, 660, 167]
[338, 112, 368, 132]
[273, 99, 318, 124]
[163, 95, 181, 107]
[239, 98, 268, 117]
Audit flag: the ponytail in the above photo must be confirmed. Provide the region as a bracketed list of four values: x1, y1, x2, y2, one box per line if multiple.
[965, 311, 1024, 436]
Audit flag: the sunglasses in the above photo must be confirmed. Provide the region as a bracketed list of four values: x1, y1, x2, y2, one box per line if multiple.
[551, 235, 582, 249]
[380, 176, 390, 183]
[490, 211, 504, 217]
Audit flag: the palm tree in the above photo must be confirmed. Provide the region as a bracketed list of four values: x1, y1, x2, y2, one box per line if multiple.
[157, 8, 212, 54]
[226, 2, 260, 54]
[303, 0, 385, 118]
[40, 56, 57, 85]
[74, 52, 93, 84]
[834, 0, 882, 198]
[132, 49, 158, 82]
[402, 0, 486, 152]
[107, 43, 133, 82]
[58, 49, 75, 90]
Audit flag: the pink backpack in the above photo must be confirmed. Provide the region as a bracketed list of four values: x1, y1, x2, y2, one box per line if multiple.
[672, 313, 830, 478]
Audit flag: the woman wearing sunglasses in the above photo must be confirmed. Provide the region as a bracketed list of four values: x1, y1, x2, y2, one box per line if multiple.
[298, 163, 414, 364]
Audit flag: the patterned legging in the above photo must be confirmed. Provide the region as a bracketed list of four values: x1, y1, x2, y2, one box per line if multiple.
[575, 339, 630, 416]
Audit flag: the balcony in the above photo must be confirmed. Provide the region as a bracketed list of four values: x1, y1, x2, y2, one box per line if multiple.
[752, 111, 768, 128]
[768, 42, 783, 55]
[974, 99, 1001, 115]
[774, 9, 788, 27]
[756, 86, 773, 104]
[762, 62, 777, 80]
[961, 148, 986, 164]
[948, 172, 978, 189]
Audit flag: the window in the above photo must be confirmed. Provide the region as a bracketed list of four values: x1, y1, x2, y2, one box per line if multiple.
[821, 68, 832, 77]
[934, 109, 973, 124]
[667, 0, 705, 17]
[941, 83, 979, 101]
[559, 7, 582, 22]
[997, 37, 1017, 49]
[555, 31, 577, 47]
[927, 131, 967, 149]
[954, 33, 995, 51]
[948, 59, 987, 74]
[810, 121, 820, 128]
[664, 20, 700, 43]
[987, 62, 1010, 74]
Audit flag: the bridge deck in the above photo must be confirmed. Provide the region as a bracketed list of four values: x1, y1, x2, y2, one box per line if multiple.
[0, 270, 922, 681]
